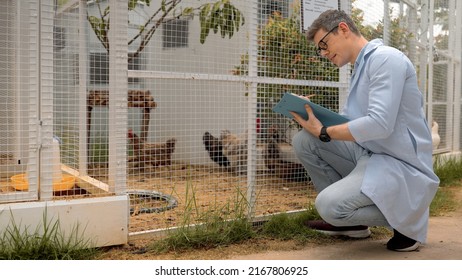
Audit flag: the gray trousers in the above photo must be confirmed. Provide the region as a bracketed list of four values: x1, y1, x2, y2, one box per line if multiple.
[292, 130, 390, 227]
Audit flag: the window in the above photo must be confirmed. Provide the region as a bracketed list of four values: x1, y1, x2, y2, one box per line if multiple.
[90, 53, 142, 85]
[53, 26, 66, 51]
[162, 19, 189, 49]
[90, 53, 109, 85]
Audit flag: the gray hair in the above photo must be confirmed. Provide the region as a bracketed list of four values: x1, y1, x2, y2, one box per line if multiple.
[306, 9, 361, 41]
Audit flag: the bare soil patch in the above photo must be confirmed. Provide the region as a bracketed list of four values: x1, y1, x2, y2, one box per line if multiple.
[121, 162, 315, 233]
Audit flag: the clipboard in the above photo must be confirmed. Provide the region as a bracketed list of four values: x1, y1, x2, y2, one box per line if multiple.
[272, 92, 349, 126]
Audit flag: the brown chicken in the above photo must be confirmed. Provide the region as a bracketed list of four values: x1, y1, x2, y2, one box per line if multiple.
[220, 129, 248, 175]
[127, 129, 176, 167]
[264, 126, 310, 182]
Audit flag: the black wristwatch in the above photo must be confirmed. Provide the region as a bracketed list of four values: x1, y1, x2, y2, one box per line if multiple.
[319, 126, 331, 142]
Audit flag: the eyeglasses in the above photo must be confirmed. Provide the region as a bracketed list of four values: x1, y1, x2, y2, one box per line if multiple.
[316, 26, 338, 56]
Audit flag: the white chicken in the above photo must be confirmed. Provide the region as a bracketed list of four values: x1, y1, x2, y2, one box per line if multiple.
[431, 120, 441, 151]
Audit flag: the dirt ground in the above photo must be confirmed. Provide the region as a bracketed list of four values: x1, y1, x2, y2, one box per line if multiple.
[122, 162, 315, 233]
[98, 185, 462, 260]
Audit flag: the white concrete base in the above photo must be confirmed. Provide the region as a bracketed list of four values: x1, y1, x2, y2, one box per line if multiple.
[0, 195, 129, 248]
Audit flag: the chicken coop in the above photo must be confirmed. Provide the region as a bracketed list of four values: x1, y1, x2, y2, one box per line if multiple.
[0, 0, 461, 247]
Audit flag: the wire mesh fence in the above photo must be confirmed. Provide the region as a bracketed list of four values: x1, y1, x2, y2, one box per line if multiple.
[0, 0, 460, 241]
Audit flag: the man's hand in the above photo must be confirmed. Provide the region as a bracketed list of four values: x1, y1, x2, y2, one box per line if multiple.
[290, 103, 323, 138]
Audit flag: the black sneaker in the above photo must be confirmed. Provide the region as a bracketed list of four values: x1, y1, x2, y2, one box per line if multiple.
[386, 229, 420, 252]
[304, 220, 371, 238]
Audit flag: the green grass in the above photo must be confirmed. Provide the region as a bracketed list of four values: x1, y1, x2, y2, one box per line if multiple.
[430, 155, 462, 216]
[150, 183, 255, 253]
[258, 207, 331, 244]
[0, 210, 99, 260]
[148, 196, 329, 254]
[434, 155, 462, 187]
[430, 186, 458, 216]
[150, 217, 255, 253]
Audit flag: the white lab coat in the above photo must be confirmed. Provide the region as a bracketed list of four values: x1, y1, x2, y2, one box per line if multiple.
[345, 39, 440, 243]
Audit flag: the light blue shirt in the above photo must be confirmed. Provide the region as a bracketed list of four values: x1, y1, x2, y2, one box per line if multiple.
[344, 39, 440, 242]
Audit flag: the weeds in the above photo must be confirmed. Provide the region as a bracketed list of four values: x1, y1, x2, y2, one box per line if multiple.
[259, 206, 323, 242]
[434, 155, 462, 187]
[148, 200, 330, 254]
[257, 210, 334, 247]
[430, 187, 458, 216]
[430, 155, 462, 216]
[151, 218, 255, 253]
[150, 183, 255, 253]
[0, 210, 99, 260]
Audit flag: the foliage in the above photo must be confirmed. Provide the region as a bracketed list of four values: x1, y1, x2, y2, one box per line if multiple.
[148, 194, 326, 253]
[232, 4, 339, 137]
[434, 155, 462, 187]
[259, 205, 327, 243]
[150, 217, 254, 253]
[430, 186, 458, 216]
[0, 210, 98, 260]
[432, 2, 450, 51]
[199, 0, 244, 44]
[87, 0, 244, 61]
[354, 6, 413, 54]
[232, 7, 338, 100]
[149, 183, 254, 253]
[428, 155, 462, 216]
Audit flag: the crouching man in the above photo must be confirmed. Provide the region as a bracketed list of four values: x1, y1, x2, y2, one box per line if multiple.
[291, 9, 439, 252]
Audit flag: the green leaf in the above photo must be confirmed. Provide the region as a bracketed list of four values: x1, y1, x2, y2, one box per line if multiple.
[182, 7, 194, 16]
[210, 5, 220, 34]
[211, 15, 218, 34]
[103, 6, 110, 17]
[198, 1, 245, 44]
[199, 3, 212, 43]
[233, 8, 241, 32]
[224, 2, 234, 38]
[199, 3, 211, 23]
[211, 1, 222, 14]
[87, 15, 101, 26]
[128, 0, 137, 10]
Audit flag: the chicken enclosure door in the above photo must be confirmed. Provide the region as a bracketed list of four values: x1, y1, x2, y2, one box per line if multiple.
[0, 0, 37, 203]
[0, 0, 23, 176]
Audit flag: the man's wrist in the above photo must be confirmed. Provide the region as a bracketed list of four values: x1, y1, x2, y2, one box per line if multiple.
[319, 126, 331, 142]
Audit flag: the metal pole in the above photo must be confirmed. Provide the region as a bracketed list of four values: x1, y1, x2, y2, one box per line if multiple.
[246, 0, 258, 220]
[451, 0, 461, 151]
[108, 0, 128, 194]
[79, 0, 88, 175]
